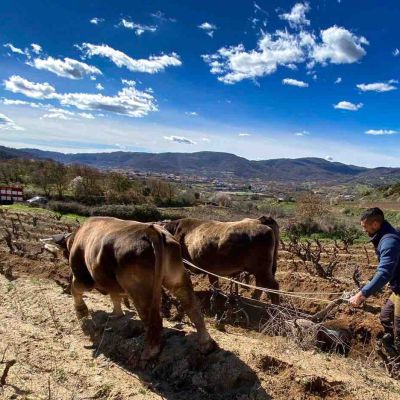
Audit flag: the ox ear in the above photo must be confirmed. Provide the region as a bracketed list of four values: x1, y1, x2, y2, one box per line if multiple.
[258, 215, 275, 225]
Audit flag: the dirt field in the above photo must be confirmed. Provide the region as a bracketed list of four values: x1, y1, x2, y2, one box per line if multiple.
[1, 210, 400, 399]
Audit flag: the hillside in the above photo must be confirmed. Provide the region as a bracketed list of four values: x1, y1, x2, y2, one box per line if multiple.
[1, 145, 400, 184]
[0, 145, 40, 160]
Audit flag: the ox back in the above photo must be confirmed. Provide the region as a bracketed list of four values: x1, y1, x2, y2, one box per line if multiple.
[164, 216, 280, 304]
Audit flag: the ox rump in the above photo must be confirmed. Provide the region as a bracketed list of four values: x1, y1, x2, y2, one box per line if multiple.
[164, 216, 280, 304]
[45, 217, 215, 365]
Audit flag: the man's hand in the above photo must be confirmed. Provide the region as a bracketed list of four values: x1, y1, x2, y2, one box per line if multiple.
[349, 291, 366, 307]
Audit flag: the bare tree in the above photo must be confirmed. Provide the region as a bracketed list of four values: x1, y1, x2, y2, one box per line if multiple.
[296, 192, 328, 221]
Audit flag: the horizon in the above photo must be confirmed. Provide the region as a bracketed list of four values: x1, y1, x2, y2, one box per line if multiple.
[0, 1, 399, 168]
[5, 145, 376, 169]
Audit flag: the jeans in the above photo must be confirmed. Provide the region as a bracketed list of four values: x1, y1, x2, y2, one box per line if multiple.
[380, 293, 400, 337]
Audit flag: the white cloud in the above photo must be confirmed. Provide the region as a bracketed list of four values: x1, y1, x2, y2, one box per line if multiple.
[80, 43, 182, 73]
[365, 129, 398, 135]
[335, 77, 342, 84]
[238, 133, 251, 136]
[202, 25, 367, 84]
[333, 101, 363, 111]
[41, 107, 76, 120]
[164, 136, 196, 144]
[198, 22, 217, 37]
[0, 113, 24, 131]
[325, 156, 333, 161]
[29, 56, 102, 79]
[96, 83, 104, 90]
[41, 112, 72, 120]
[3, 43, 26, 55]
[79, 112, 95, 119]
[254, 2, 268, 15]
[31, 43, 42, 54]
[1, 98, 43, 108]
[90, 17, 104, 25]
[393, 48, 399, 57]
[4, 75, 158, 118]
[356, 82, 397, 92]
[312, 26, 368, 65]
[282, 78, 308, 87]
[47, 107, 75, 116]
[295, 130, 310, 136]
[150, 11, 176, 23]
[185, 111, 198, 116]
[4, 75, 57, 99]
[121, 79, 136, 86]
[279, 2, 310, 29]
[59, 86, 157, 117]
[202, 137, 210, 142]
[119, 19, 157, 36]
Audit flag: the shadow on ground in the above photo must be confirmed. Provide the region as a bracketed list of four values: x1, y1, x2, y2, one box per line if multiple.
[81, 310, 271, 400]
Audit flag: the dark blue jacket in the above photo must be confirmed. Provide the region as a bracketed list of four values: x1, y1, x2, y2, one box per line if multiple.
[361, 221, 400, 298]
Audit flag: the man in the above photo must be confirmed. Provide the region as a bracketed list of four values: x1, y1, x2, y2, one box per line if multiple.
[349, 207, 400, 353]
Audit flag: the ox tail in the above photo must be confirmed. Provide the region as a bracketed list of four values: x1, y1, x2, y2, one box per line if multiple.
[272, 224, 279, 277]
[147, 225, 165, 323]
[258, 216, 280, 277]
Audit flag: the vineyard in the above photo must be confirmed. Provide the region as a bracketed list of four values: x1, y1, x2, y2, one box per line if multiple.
[1, 209, 400, 399]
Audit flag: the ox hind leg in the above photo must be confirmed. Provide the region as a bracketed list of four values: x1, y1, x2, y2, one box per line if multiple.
[117, 270, 163, 363]
[110, 293, 124, 317]
[255, 273, 280, 305]
[165, 269, 215, 354]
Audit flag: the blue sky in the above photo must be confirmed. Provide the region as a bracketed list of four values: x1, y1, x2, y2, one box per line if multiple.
[0, 0, 399, 167]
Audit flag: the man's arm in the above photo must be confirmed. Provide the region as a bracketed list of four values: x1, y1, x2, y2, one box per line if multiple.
[349, 237, 400, 306]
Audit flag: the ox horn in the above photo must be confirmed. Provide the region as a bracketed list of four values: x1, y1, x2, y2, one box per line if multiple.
[39, 233, 72, 253]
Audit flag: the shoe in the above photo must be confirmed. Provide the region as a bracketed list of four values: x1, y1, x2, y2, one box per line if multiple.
[394, 337, 400, 354]
[381, 333, 398, 357]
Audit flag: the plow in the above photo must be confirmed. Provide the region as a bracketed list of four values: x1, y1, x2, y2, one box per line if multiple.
[183, 258, 355, 355]
[182, 258, 400, 376]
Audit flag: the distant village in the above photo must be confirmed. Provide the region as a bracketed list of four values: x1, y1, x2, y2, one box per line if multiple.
[110, 168, 358, 204]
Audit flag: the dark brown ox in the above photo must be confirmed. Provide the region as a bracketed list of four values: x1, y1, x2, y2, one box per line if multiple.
[56, 217, 214, 363]
[164, 216, 280, 304]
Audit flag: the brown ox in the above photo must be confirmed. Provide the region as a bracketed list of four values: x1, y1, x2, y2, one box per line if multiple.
[164, 216, 280, 304]
[55, 217, 214, 363]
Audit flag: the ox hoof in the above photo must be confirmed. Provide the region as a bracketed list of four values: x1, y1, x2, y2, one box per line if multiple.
[75, 304, 89, 320]
[80, 317, 97, 338]
[199, 338, 218, 355]
[140, 345, 161, 368]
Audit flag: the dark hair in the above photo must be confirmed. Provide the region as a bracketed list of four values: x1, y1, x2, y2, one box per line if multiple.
[360, 207, 384, 224]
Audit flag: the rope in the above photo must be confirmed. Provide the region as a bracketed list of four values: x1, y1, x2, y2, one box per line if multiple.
[182, 258, 346, 303]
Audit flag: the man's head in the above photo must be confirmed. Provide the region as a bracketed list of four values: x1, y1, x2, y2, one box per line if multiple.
[360, 207, 384, 237]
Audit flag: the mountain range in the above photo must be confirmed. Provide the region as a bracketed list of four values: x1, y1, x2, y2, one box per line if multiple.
[1, 145, 399, 185]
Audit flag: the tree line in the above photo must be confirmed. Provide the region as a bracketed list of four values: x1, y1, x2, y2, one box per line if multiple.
[0, 158, 198, 207]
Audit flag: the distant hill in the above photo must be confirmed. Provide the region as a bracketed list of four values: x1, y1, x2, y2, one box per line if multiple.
[0, 145, 39, 160]
[2, 146, 400, 184]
